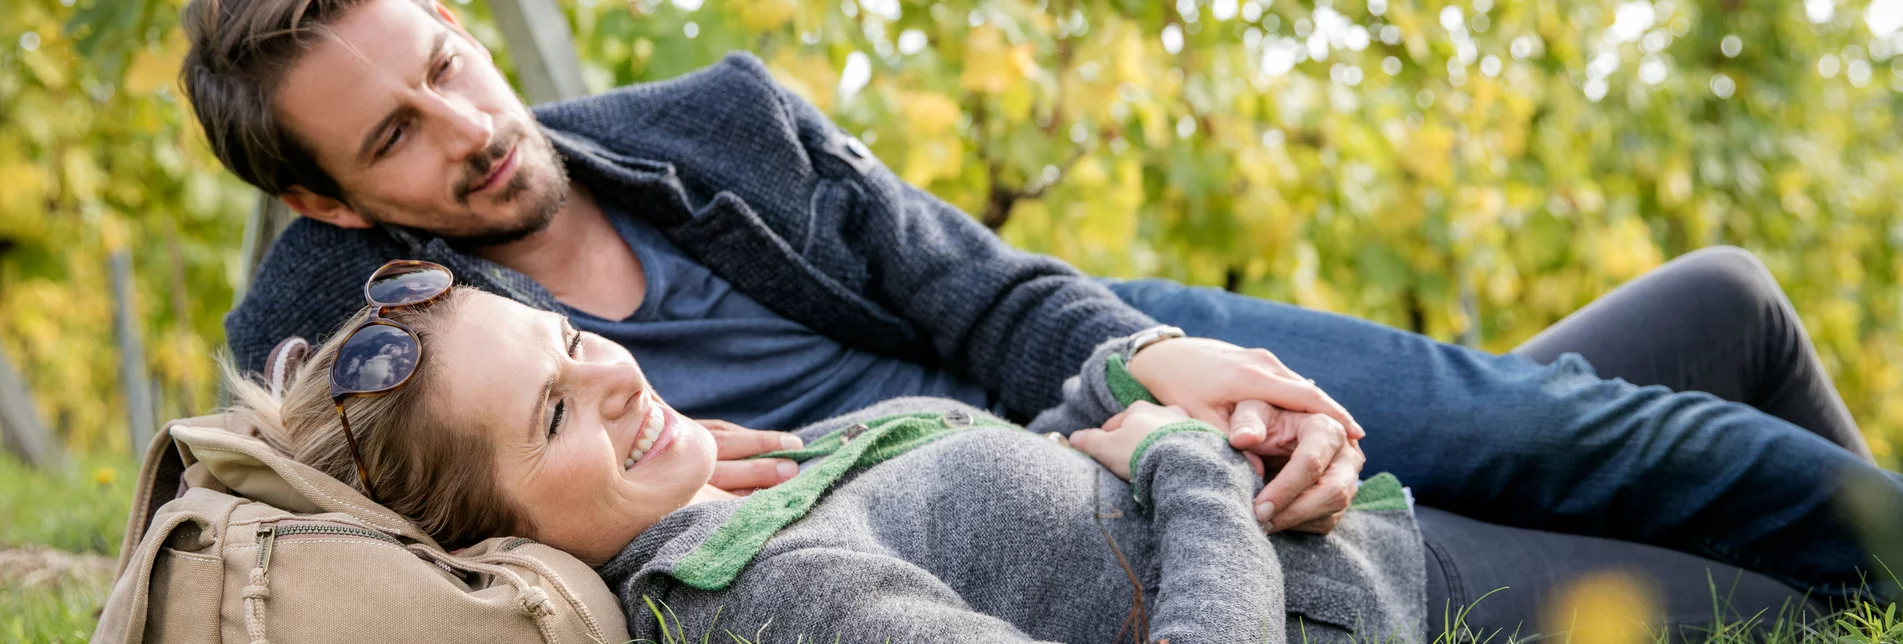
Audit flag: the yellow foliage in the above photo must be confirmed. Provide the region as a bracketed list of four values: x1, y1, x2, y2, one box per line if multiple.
[731, 0, 797, 33]
[123, 33, 187, 97]
[900, 136, 966, 186]
[959, 26, 1037, 95]
[900, 90, 961, 135]
[767, 51, 836, 112]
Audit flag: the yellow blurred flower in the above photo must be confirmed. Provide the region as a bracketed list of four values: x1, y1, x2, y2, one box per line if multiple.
[1543, 571, 1660, 644]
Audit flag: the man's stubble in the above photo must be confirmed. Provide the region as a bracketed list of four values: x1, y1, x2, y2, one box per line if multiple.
[346, 122, 571, 249]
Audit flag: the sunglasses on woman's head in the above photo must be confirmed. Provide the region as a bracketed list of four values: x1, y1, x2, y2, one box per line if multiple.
[330, 259, 455, 502]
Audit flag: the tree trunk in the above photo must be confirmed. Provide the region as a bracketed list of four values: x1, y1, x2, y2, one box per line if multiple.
[0, 342, 64, 470]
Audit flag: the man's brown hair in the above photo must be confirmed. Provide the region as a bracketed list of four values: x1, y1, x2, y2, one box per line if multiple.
[179, 0, 435, 198]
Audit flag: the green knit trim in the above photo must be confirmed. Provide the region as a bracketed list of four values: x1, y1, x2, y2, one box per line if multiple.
[1127, 420, 1226, 506]
[1349, 472, 1408, 512]
[673, 413, 1004, 590]
[744, 412, 942, 463]
[1105, 354, 1159, 407]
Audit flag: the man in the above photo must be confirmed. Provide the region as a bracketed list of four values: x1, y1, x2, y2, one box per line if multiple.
[187, 0, 1898, 603]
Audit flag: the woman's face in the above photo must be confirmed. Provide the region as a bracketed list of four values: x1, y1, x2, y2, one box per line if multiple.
[429, 292, 718, 565]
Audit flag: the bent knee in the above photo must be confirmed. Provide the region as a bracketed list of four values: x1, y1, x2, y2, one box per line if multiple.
[1663, 245, 1791, 316]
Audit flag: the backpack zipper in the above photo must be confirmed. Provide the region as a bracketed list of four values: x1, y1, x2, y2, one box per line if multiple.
[255, 524, 277, 574]
[255, 522, 403, 573]
[269, 523, 403, 545]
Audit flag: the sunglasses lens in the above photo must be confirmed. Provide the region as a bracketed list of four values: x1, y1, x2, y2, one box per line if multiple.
[332, 324, 421, 394]
[366, 264, 452, 307]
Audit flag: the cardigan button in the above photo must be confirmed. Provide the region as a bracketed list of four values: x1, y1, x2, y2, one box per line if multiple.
[840, 423, 870, 444]
[942, 410, 973, 427]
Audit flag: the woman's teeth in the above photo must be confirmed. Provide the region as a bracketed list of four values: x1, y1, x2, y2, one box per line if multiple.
[624, 404, 666, 470]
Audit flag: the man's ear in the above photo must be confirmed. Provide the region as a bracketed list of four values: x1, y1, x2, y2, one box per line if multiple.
[280, 188, 372, 229]
[431, 1, 462, 27]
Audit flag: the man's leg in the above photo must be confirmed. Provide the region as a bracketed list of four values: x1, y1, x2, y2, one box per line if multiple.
[1510, 246, 1870, 460]
[1108, 270, 1903, 601]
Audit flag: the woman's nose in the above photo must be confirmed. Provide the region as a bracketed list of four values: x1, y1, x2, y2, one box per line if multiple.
[581, 360, 644, 423]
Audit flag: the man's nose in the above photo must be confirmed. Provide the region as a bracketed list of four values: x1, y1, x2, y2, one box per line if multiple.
[426, 94, 494, 160]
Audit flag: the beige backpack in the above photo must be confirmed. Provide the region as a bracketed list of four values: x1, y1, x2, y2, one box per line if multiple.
[93, 413, 629, 643]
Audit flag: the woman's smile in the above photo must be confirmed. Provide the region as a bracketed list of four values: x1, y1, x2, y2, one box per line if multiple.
[624, 396, 681, 470]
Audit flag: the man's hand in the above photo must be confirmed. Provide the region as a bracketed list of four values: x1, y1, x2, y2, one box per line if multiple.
[1126, 338, 1367, 533]
[698, 419, 803, 494]
[1229, 401, 1364, 534]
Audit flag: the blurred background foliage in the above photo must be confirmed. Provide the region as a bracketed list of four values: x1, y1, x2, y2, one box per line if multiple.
[4, 0, 1903, 470]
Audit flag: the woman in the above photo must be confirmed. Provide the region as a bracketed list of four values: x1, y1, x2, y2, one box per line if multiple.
[229, 259, 1831, 642]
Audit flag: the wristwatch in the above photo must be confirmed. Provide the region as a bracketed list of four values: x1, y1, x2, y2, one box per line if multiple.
[1120, 326, 1186, 364]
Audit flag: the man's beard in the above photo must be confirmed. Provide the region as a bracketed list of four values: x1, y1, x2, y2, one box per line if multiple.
[349, 125, 570, 249]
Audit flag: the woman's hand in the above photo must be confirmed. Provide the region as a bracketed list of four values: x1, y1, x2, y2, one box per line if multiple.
[698, 419, 803, 494]
[1069, 401, 1194, 481]
[1229, 401, 1364, 534]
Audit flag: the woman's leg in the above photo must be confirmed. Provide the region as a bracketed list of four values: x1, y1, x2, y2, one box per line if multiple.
[1417, 506, 1830, 642]
[1510, 246, 1872, 461]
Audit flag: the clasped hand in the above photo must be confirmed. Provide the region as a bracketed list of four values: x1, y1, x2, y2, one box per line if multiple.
[702, 338, 1366, 534]
[1124, 337, 1367, 534]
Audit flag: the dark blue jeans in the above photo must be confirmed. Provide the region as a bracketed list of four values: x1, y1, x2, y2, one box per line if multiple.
[1107, 247, 1902, 612]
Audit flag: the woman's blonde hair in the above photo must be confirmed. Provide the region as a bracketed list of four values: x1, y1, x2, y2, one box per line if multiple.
[223, 286, 529, 548]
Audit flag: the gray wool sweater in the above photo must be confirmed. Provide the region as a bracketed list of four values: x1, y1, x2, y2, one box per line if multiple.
[597, 335, 1427, 643]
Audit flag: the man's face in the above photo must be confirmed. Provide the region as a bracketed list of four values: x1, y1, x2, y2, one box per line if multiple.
[274, 0, 566, 245]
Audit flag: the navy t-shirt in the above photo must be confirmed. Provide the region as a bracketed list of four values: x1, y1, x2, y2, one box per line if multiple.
[563, 210, 994, 430]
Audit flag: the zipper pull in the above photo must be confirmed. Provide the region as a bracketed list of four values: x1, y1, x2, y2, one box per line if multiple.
[256, 523, 277, 574]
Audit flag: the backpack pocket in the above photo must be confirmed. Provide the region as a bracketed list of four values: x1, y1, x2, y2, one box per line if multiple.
[143, 547, 223, 642]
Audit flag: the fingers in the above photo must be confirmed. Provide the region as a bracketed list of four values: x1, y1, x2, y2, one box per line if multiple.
[707, 458, 799, 492]
[1186, 404, 1230, 434]
[1227, 400, 1271, 450]
[1269, 439, 1365, 534]
[1069, 428, 1106, 451]
[1251, 414, 1347, 524]
[1227, 375, 1364, 445]
[702, 421, 803, 460]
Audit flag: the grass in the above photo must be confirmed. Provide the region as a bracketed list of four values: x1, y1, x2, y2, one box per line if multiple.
[0, 451, 137, 555]
[1, 548, 114, 644]
[0, 450, 134, 643]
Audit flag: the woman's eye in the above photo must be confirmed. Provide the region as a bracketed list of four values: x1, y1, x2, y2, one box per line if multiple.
[548, 399, 566, 437]
[566, 328, 582, 357]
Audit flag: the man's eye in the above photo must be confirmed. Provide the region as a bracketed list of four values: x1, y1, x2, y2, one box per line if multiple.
[432, 54, 457, 83]
[377, 124, 405, 157]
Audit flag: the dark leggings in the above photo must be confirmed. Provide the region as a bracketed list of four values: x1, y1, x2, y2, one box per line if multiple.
[1418, 246, 1870, 639]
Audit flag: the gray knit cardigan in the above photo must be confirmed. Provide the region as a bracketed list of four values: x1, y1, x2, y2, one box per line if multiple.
[597, 335, 1427, 643]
